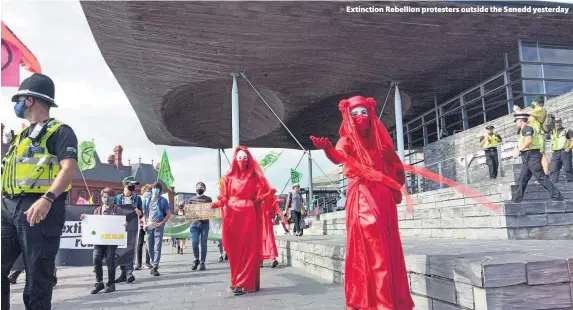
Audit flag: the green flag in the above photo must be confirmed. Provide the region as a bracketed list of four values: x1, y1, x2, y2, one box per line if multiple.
[290, 168, 303, 184]
[78, 141, 96, 171]
[259, 151, 282, 170]
[157, 150, 175, 189]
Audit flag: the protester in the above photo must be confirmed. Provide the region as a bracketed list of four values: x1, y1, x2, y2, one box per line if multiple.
[311, 96, 414, 309]
[114, 176, 143, 283]
[549, 117, 573, 183]
[513, 113, 563, 202]
[188, 182, 212, 271]
[142, 182, 172, 276]
[135, 185, 152, 270]
[479, 125, 502, 179]
[1, 73, 78, 310]
[80, 188, 127, 294]
[286, 184, 306, 236]
[176, 201, 186, 255]
[212, 146, 276, 296]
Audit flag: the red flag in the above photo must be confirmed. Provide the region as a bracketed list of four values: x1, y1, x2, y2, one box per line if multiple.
[1, 40, 22, 87]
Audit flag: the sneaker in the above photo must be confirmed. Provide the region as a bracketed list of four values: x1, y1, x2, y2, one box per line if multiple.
[90, 282, 105, 294]
[192, 260, 200, 271]
[177, 247, 181, 254]
[151, 268, 160, 276]
[145, 263, 153, 269]
[180, 248, 183, 255]
[219, 255, 224, 263]
[104, 284, 116, 293]
[114, 274, 127, 283]
[233, 287, 245, 296]
[199, 263, 206, 271]
[271, 260, 279, 268]
[127, 275, 135, 283]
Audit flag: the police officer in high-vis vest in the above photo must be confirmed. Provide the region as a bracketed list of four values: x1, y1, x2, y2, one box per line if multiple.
[512, 113, 562, 203]
[479, 125, 502, 179]
[1, 74, 78, 310]
[549, 117, 573, 183]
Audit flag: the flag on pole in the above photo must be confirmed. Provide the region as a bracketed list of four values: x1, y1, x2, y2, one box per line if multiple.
[259, 150, 282, 171]
[290, 168, 303, 184]
[78, 141, 96, 171]
[157, 150, 175, 190]
[1, 21, 42, 87]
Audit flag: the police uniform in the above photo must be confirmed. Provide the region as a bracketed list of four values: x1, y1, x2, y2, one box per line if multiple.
[513, 113, 562, 203]
[1, 74, 78, 310]
[480, 125, 502, 179]
[549, 124, 573, 183]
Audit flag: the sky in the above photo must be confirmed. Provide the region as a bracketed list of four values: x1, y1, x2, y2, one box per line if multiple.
[0, 0, 338, 196]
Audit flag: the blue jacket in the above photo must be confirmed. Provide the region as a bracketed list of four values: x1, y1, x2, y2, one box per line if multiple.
[142, 195, 171, 222]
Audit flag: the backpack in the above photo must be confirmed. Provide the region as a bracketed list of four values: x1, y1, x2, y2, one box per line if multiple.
[541, 113, 556, 134]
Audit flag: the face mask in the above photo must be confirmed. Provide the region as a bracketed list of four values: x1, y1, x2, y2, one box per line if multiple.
[153, 188, 161, 196]
[145, 191, 151, 198]
[196, 189, 205, 195]
[103, 196, 114, 206]
[353, 115, 370, 131]
[14, 101, 27, 119]
[529, 103, 536, 109]
[127, 185, 136, 192]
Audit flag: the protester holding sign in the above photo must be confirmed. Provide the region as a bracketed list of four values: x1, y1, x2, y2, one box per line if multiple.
[114, 176, 142, 284]
[80, 188, 126, 294]
[142, 182, 172, 276]
[189, 181, 212, 271]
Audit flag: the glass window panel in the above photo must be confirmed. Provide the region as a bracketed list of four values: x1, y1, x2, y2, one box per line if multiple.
[486, 102, 510, 122]
[510, 66, 522, 82]
[513, 96, 524, 110]
[543, 65, 573, 79]
[523, 79, 544, 94]
[465, 104, 484, 118]
[443, 109, 463, 134]
[463, 88, 481, 105]
[511, 80, 523, 98]
[408, 118, 422, 129]
[484, 76, 504, 93]
[441, 100, 460, 113]
[521, 44, 539, 62]
[427, 132, 438, 144]
[522, 64, 542, 78]
[545, 81, 573, 95]
[468, 113, 485, 129]
[539, 47, 573, 65]
[507, 48, 520, 67]
[484, 87, 508, 110]
[425, 119, 437, 136]
[423, 114, 436, 124]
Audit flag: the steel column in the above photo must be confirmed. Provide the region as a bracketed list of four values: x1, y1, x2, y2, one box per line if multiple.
[231, 73, 240, 148]
[217, 149, 222, 179]
[308, 150, 314, 211]
[394, 82, 405, 163]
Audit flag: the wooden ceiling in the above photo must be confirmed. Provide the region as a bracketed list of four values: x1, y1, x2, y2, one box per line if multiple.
[80, 1, 572, 149]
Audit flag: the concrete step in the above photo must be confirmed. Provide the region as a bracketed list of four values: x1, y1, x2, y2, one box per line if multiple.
[276, 235, 573, 310]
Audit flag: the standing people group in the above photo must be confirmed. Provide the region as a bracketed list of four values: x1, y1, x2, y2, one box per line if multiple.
[2, 74, 78, 310]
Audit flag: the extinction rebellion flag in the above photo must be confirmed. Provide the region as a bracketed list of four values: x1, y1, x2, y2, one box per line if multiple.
[259, 151, 282, 171]
[290, 168, 303, 184]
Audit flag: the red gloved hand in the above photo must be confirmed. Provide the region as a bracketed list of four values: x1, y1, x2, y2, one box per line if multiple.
[310, 136, 333, 150]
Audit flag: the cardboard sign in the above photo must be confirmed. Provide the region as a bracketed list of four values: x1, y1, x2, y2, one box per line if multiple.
[184, 203, 221, 221]
[81, 215, 128, 246]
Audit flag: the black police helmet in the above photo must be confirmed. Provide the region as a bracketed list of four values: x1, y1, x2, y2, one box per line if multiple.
[11, 73, 57, 107]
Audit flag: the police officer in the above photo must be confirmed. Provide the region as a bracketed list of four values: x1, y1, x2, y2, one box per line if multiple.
[1, 73, 78, 310]
[512, 113, 562, 203]
[479, 125, 502, 179]
[549, 117, 573, 183]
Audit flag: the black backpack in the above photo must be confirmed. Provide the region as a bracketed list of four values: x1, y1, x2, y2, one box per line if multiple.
[540, 113, 556, 134]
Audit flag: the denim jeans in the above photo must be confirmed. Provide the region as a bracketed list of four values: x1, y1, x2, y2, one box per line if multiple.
[146, 225, 165, 269]
[191, 221, 209, 263]
[217, 240, 224, 254]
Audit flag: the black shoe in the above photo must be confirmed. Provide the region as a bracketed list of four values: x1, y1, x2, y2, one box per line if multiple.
[199, 263, 206, 271]
[233, 287, 245, 296]
[90, 282, 105, 294]
[145, 263, 153, 269]
[8, 277, 17, 285]
[219, 256, 224, 262]
[134, 265, 142, 271]
[271, 260, 279, 268]
[104, 284, 116, 293]
[127, 275, 135, 283]
[115, 274, 127, 283]
[224, 254, 228, 261]
[192, 260, 200, 271]
[180, 248, 183, 255]
[151, 268, 160, 276]
[177, 246, 181, 254]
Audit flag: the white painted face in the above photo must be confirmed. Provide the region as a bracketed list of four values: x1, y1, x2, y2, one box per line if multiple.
[350, 106, 368, 117]
[236, 150, 248, 161]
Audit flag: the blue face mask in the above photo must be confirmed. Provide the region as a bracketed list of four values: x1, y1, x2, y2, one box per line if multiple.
[145, 191, 151, 198]
[14, 101, 27, 119]
[153, 188, 160, 196]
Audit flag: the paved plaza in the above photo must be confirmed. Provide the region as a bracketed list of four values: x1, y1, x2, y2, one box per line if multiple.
[8, 244, 344, 310]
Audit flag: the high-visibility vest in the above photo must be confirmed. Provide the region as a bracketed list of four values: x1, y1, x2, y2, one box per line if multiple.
[518, 126, 542, 151]
[551, 128, 571, 151]
[2, 119, 72, 195]
[482, 134, 501, 149]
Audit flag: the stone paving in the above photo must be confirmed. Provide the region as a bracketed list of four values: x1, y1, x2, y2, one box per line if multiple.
[8, 243, 344, 310]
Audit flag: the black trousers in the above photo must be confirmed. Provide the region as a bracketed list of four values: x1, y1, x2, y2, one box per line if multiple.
[136, 227, 150, 266]
[513, 150, 562, 203]
[1, 195, 65, 310]
[484, 148, 499, 179]
[549, 150, 573, 183]
[93, 245, 118, 286]
[291, 210, 303, 234]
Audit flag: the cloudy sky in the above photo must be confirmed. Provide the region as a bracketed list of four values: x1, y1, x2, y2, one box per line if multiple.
[1, 1, 338, 196]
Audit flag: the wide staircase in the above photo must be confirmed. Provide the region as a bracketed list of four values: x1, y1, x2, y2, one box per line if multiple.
[275, 92, 573, 310]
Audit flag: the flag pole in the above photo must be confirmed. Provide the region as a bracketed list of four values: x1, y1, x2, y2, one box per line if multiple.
[79, 169, 93, 204]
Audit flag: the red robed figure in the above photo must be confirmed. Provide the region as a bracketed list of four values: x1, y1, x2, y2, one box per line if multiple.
[311, 96, 414, 310]
[212, 146, 276, 296]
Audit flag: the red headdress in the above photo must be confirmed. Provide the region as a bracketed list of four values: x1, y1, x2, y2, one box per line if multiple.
[227, 146, 267, 182]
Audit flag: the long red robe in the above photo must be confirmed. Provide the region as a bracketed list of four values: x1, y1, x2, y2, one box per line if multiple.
[259, 203, 278, 260]
[219, 173, 263, 292]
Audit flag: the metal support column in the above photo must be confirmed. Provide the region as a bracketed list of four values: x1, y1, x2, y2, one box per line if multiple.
[435, 96, 440, 140]
[394, 82, 405, 163]
[231, 73, 240, 148]
[217, 149, 222, 179]
[308, 150, 314, 211]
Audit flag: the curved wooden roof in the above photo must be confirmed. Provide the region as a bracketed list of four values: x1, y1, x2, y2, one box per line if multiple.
[80, 1, 572, 149]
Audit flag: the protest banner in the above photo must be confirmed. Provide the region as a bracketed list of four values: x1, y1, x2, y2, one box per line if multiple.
[163, 214, 191, 239]
[81, 215, 128, 246]
[184, 203, 221, 221]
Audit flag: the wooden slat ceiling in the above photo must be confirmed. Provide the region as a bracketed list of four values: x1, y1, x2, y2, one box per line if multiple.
[80, 1, 573, 149]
